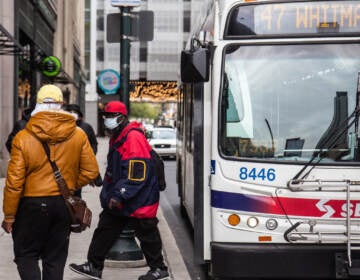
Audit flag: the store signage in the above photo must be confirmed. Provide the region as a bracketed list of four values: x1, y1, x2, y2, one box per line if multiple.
[97, 69, 121, 95]
[41, 56, 61, 77]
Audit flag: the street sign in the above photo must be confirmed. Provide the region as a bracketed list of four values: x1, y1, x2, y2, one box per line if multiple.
[97, 69, 121, 95]
[132, 11, 154, 41]
[107, 11, 154, 42]
[106, 14, 121, 43]
[111, 0, 141, 7]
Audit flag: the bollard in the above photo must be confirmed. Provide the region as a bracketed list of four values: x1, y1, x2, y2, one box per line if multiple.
[105, 227, 146, 268]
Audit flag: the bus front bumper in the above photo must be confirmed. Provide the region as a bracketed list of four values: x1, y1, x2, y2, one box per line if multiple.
[211, 242, 359, 279]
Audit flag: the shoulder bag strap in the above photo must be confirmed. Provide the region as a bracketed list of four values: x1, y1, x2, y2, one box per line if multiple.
[41, 142, 71, 199]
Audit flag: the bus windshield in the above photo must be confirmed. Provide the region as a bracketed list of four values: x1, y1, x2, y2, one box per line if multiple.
[220, 43, 360, 163]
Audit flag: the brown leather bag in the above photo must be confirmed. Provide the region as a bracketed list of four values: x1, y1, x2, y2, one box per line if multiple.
[64, 195, 92, 233]
[42, 142, 92, 233]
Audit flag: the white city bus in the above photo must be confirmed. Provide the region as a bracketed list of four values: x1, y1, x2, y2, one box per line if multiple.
[177, 0, 360, 278]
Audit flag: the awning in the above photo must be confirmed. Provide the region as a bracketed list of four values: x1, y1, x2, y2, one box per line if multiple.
[0, 24, 24, 55]
[52, 70, 80, 89]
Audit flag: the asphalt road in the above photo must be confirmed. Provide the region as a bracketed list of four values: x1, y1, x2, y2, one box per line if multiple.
[160, 159, 209, 280]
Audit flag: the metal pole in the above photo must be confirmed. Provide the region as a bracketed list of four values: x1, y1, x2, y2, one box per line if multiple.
[30, 2, 38, 103]
[120, 6, 131, 114]
[105, 7, 144, 266]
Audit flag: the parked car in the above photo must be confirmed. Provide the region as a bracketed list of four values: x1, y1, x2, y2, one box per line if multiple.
[148, 127, 176, 159]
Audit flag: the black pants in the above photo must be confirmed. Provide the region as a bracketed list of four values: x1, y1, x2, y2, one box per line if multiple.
[88, 210, 167, 271]
[12, 196, 71, 280]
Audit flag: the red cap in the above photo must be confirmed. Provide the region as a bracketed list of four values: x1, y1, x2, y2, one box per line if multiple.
[104, 101, 128, 116]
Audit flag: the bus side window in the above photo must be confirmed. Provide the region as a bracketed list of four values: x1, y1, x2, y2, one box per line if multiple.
[226, 88, 240, 122]
[224, 63, 254, 139]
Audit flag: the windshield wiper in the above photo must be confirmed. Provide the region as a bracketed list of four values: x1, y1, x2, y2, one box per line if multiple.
[290, 73, 360, 183]
[265, 118, 275, 155]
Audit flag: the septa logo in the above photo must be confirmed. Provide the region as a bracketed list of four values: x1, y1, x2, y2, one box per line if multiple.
[316, 199, 360, 218]
[316, 199, 335, 218]
[340, 203, 360, 218]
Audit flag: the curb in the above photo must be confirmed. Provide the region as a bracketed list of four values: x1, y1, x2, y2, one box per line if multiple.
[101, 206, 191, 279]
[157, 207, 191, 280]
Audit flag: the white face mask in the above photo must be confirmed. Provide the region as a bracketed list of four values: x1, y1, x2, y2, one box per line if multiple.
[70, 112, 79, 121]
[104, 116, 120, 130]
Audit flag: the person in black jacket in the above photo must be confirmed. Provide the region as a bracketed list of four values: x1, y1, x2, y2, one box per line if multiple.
[6, 107, 33, 153]
[69, 101, 168, 280]
[64, 104, 98, 154]
[64, 104, 99, 197]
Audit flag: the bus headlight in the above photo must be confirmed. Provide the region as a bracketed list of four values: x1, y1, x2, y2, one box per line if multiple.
[228, 214, 240, 226]
[247, 216, 259, 228]
[265, 218, 278, 230]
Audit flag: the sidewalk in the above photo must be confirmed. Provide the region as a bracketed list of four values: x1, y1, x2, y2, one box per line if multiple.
[0, 137, 191, 280]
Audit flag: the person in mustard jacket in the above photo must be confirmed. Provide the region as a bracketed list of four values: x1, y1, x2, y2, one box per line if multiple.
[1, 84, 100, 280]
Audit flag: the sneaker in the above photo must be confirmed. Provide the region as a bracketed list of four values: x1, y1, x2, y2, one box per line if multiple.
[138, 268, 170, 280]
[69, 262, 102, 280]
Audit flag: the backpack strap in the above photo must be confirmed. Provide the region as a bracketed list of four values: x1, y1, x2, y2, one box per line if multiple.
[112, 127, 144, 150]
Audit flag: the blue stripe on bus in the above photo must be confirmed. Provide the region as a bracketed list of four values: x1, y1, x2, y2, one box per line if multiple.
[211, 189, 256, 212]
[210, 189, 280, 214]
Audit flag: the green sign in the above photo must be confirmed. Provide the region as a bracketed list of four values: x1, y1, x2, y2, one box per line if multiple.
[41, 56, 61, 77]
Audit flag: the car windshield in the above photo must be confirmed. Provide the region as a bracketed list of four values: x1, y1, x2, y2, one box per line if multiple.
[220, 43, 360, 163]
[152, 129, 176, 140]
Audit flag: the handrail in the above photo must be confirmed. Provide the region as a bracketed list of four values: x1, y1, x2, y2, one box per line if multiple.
[287, 179, 360, 192]
[285, 180, 360, 267]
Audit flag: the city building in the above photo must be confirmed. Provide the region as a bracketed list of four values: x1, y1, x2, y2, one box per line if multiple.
[0, 0, 204, 175]
[0, 0, 86, 176]
[85, 0, 193, 133]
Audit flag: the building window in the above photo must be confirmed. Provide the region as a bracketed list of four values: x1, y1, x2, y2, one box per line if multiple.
[140, 47, 147, 62]
[183, 10, 190, 32]
[97, 46, 104, 61]
[139, 71, 147, 80]
[97, 16, 104, 31]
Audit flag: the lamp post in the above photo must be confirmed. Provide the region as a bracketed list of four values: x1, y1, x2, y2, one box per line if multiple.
[120, 6, 131, 113]
[105, 2, 144, 267]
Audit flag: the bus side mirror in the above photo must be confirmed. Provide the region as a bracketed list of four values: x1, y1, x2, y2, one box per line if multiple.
[181, 47, 209, 83]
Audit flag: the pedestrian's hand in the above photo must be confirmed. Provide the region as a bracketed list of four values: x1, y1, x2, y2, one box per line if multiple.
[89, 175, 103, 188]
[108, 198, 121, 209]
[1, 220, 13, 233]
[93, 175, 103, 187]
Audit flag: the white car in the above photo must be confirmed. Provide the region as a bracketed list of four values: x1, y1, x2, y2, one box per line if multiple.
[148, 127, 176, 159]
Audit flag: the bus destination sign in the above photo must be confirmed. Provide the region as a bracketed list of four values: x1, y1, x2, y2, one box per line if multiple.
[226, 1, 360, 37]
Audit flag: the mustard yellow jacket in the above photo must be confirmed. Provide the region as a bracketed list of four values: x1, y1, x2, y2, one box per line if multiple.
[3, 110, 100, 223]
